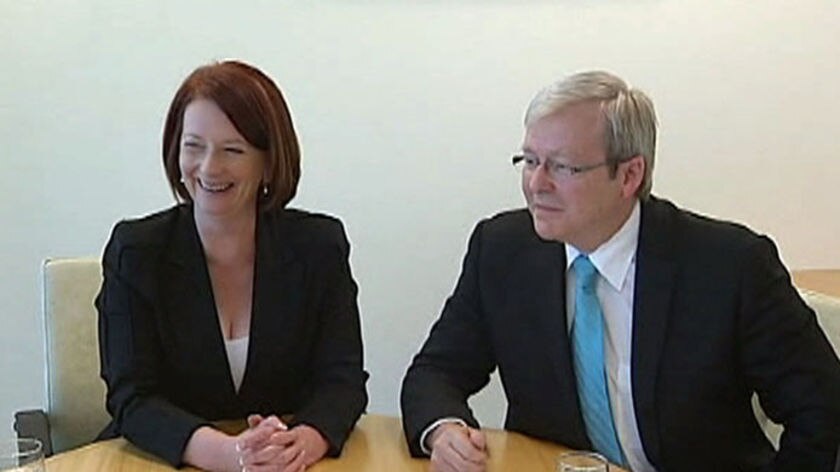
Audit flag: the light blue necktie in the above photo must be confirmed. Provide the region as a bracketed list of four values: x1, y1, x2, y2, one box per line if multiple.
[571, 255, 625, 466]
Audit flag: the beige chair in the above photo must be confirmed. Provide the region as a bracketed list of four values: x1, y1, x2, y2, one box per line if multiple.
[14, 257, 109, 455]
[753, 288, 840, 448]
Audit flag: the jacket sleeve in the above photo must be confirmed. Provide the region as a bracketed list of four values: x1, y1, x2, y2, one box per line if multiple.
[400, 220, 497, 457]
[97, 222, 209, 467]
[288, 221, 369, 456]
[738, 235, 840, 471]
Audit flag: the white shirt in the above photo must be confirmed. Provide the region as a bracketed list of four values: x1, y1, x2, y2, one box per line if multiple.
[224, 336, 250, 393]
[565, 201, 654, 472]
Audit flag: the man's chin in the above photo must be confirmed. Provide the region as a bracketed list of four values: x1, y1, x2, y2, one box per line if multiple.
[532, 219, 564, 242]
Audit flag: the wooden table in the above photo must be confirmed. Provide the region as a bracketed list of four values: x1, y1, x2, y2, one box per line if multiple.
[46, 414, 627, 471]
[793, 269, 840, 298]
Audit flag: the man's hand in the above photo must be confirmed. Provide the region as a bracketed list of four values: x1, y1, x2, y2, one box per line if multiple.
[428, 423, 488, 472]
[238, 415, 329, 471]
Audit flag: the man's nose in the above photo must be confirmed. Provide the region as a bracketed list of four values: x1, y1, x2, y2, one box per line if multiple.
[527, 162, 554, 192]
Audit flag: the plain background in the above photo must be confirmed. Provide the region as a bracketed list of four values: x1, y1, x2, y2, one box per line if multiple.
[2, 1, 839, 435]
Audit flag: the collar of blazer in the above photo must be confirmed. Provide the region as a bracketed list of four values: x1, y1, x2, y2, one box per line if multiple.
[628, 195, 680, 467]
[162, 204, 298, 278]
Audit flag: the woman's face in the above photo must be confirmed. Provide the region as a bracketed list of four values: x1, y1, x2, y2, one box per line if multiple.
[179, 99, 265, 222]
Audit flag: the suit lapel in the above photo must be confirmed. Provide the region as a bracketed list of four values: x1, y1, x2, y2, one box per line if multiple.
[237, 210, 302, 403]
[161, 206, 236, 400]
[532, 243, 577, 405]
[516, 225, 590, 446]
[631, 198, 677, 468]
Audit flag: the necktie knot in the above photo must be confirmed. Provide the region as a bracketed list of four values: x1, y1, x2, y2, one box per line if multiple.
[573, 255, 598, 291]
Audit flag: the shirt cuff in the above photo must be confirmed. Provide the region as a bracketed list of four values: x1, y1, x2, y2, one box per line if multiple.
[419, 417, 468, 456]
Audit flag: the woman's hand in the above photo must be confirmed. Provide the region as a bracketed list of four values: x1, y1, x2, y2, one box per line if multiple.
[238, 415, 329, 471]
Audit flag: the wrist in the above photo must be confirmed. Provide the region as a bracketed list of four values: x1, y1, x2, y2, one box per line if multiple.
[420, 418, 468, 455]
[223, 434, 242, 472]
[183, 426, 240, 472]
[297, 424, 329, 464]
[431, 422, 460, 446]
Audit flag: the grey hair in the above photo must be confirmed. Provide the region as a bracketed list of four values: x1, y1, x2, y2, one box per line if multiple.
[524, 71, 657, 199]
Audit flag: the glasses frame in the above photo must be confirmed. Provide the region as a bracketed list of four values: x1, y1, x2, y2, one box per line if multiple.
[512, 153, 632, 180]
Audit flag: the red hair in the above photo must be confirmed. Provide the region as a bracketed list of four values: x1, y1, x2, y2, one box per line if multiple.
[162, 60, 300, 210]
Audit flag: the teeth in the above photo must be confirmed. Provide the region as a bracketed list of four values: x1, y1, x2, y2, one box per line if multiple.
[199, 180, 233, 192]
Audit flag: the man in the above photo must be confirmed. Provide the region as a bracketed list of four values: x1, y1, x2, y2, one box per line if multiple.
[400, 71, 840, 471]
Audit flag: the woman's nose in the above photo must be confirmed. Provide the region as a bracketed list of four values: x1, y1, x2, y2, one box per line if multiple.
[198, 147, 221, 173]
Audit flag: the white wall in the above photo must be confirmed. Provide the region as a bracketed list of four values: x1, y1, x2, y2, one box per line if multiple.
[2, 1, 839, 434]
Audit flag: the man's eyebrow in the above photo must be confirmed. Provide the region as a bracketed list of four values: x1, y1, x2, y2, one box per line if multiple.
[519, 148, 566, 160]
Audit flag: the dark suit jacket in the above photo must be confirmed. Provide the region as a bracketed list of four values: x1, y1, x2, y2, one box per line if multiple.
[96, 204, 368, 467]
[401, 196, 840, 471]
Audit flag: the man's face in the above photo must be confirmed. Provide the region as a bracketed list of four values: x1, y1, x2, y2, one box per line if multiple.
[520, 100, 640, 252]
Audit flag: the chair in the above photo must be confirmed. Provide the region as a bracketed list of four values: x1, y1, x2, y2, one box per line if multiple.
[753, 288, 840, 448]
[14, 257, 109, 456]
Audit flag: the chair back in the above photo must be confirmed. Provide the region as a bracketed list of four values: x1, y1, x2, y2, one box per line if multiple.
[754, 288, 840, 448]
[42, 257, 108, 453]
[803, 289, 840, 354]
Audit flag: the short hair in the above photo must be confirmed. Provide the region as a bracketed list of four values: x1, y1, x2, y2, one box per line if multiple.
[162, 60, 301, 211]
[524, 71, 657, 199]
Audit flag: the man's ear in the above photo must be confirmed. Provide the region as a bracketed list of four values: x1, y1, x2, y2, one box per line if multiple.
[621, 155, 645, 198]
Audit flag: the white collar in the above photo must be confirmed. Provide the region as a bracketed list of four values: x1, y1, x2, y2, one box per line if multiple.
[565, 200, 641, 291]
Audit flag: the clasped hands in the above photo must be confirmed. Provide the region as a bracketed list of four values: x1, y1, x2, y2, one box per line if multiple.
[234, 414, 328, 472]
[428, 423, 488, 472]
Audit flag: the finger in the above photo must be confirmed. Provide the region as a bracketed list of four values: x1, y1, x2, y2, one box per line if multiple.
[431, 448, 459, 472]
[247, 414, 264, 428]
[240, 424, 274, 447]
[269, 429, 298, 447]
[450, 447, 487, 470]
[242, 464, 280, 472]
[238, 424, 277, 451]
[448, 429, 487, 464]
[285, 448, 307, 472]
[430, 427, 468, 471]
[468, 428, 487, 452]
[241, 444, 284, 466]
[277, 442, 302, 466]
[262, 414, 289, 431]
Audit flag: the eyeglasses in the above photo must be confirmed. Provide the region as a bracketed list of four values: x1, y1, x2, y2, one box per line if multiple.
[512, 153, 627, 181]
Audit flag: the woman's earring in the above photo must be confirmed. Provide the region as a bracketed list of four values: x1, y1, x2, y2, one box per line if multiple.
[262, 183, 269, 196]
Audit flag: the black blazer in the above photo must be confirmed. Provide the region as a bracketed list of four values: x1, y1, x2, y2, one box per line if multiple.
[401, 196, 840, 471]
[96, 205, 368, 467]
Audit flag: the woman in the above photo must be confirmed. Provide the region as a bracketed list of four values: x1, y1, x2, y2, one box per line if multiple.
[96, 60, 368, 471]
